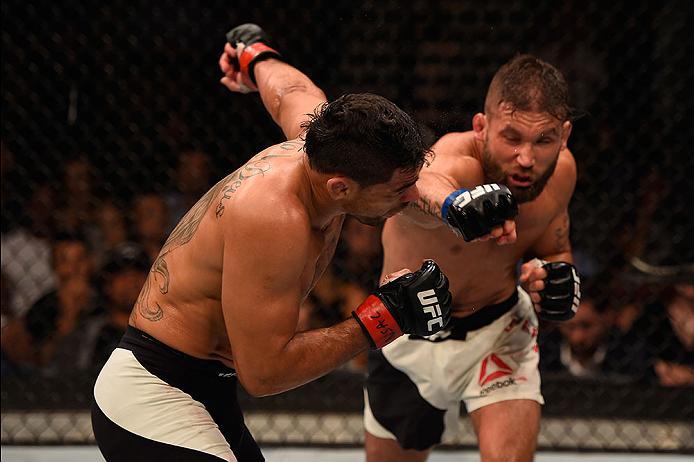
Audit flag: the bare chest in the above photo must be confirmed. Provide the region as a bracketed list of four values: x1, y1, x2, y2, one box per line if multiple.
[302, 216, 344, 296]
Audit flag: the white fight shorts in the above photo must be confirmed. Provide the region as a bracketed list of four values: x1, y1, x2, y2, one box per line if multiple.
[364, 287, 543, 450]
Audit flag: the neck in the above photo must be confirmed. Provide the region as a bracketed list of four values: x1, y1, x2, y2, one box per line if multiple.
[300, 156, 343, 230]
[471, 136, 485, 165]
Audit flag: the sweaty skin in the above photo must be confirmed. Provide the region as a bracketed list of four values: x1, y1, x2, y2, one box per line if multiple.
[220, 39, 576, 462]
[129, 144, 344, 373]
[129, 142, 419, 397]
[220, 43, 576, 342]
[388, 127, 576, 318]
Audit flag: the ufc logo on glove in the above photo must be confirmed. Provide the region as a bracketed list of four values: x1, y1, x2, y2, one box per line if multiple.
[417, 289, 444, 332]
[451, 184, 503, 209]
[353, 260, 453, 349]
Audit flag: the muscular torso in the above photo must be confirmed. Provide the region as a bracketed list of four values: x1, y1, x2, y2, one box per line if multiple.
[383, 200, 554, 315]
[129, 142, 343, 367]
[382, 131, 569, 317]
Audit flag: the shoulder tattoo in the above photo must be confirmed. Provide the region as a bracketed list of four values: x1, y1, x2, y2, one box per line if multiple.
[136, 153, 291, 322]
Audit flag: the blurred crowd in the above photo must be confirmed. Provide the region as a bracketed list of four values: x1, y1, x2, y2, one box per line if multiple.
[1, 141, 692, 388]
[1, 143, 213, 378]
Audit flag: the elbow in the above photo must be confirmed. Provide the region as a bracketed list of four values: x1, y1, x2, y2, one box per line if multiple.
[241, 380, 273, 398]
[237, 373, 283, 398]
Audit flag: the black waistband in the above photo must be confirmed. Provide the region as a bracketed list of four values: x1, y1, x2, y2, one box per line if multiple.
[120, 325, 236, 377]
[411, 289, 519, 342]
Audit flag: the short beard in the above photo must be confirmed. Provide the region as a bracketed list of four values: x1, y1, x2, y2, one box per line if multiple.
[481, 144, 558, 204]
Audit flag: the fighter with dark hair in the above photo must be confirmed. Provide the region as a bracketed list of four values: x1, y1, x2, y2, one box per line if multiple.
[222, 24, 581, 462]
[91, 33, 456, 461]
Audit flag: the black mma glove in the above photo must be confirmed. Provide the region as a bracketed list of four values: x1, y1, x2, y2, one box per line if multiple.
[441, 184, 518, 242]
[534, 259, 581, 322]
[352, 260, 453, 349]
[226, 23, 283, 89]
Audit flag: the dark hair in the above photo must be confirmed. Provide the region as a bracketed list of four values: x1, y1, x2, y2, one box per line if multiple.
[301, 93, 431, 187]
[485, 54, 572, 121]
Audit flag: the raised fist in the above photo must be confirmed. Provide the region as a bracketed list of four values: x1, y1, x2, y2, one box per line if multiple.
[441, 184, 518, 243]
[220, 23, 282, 92]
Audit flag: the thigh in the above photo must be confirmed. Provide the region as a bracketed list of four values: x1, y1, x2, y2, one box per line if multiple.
[470, 399, 540, 462]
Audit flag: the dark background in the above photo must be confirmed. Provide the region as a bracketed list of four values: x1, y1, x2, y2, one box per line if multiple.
[2, 0, 693, 450]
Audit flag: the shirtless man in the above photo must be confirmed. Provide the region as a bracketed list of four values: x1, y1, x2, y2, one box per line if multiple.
[90, 44, 456, 462]
[226, 25, 581, 462]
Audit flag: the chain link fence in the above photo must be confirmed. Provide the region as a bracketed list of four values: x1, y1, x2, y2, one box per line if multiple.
[2, 0, 693, 453]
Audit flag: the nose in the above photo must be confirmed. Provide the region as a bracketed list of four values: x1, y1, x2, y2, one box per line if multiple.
[515, 144, 535, 168]
[401, 184, 420, 203]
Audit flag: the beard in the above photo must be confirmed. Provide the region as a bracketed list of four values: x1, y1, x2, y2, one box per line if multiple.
[481, 144, 558, 204]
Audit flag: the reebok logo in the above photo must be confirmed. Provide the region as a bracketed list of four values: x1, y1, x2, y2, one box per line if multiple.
[417, 289, 443, 332]
[480, 377, 516, 396]
[478, 353, 513, 386]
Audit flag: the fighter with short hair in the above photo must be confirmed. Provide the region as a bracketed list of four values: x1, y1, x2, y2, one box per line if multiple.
[223, 24, 581, 462]
[91, 35, 456, 460]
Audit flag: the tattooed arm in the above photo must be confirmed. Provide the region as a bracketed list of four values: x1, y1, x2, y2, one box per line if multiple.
[527, 148, 577, 263]
[519, 149, 578, 318]
[529, 210, 574, 264]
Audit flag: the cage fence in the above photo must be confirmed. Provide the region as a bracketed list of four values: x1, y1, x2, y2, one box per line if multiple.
[2, 0, 693, 453]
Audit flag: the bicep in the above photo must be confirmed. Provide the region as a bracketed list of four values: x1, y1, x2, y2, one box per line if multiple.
[531, 151, 577, 260]
[221, 217, 308, 376]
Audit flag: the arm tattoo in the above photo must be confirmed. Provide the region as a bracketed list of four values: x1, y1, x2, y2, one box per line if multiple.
[409, 197, 443, 220]
[554, 213, 570, 252]
[135, 152, 291, 322]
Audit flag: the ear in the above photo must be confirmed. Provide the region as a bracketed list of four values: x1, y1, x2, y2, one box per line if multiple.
[560, 120, 573, 150]
[472, 113, 487, 141]
[326, 177, 355, 200]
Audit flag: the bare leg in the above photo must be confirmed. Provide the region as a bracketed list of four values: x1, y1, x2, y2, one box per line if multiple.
[469, 399, 540, 462]
[365, 431, 431, 462]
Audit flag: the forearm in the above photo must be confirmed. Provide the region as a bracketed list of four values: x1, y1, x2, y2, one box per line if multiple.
[253, 59, 327, 137]
[243, 318, 368, 396]
[403, 172, 458, 228]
